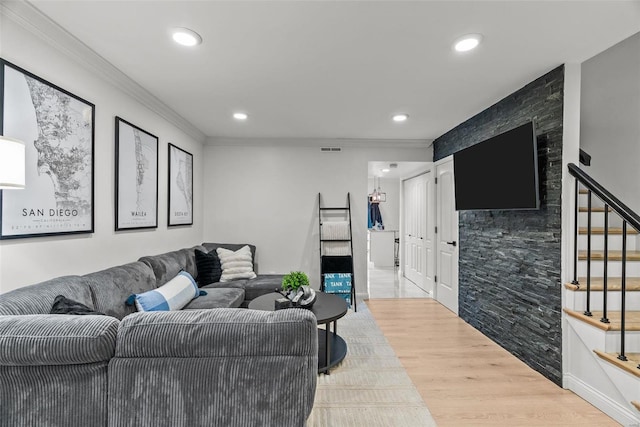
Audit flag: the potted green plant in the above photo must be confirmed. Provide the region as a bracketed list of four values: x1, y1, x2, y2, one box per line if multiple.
[281, 271, 310, 295]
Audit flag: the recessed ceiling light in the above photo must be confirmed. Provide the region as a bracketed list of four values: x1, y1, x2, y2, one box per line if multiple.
[453, 34, 483, 52]
[233, 112, 248, 120]
[172, 27, 202, 47]
[392, 114, 409, 122]
[381, 168, 390, 173]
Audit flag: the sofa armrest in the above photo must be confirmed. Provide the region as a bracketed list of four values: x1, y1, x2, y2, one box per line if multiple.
[0, 314, 119, 366]
[115, 308, 317, 358]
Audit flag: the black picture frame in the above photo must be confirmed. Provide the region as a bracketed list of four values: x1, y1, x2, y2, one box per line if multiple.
[167, 143, 193, 226]
[115, 117, 159, 231]
[0, 58, 95, 239]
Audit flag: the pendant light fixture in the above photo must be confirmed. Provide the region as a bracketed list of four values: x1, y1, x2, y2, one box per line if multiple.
[368, 176, 386, 203]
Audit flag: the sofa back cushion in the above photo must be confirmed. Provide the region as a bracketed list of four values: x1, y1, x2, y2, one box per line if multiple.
[138, 245, 205, 287]
[83, 262, 156, 320]
[0, 276, 93, 315]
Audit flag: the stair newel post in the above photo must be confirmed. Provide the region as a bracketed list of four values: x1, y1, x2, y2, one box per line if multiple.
[601, 204, 609, 324]
[572, 179, 579, 285]
[585, 190, 593, 316]
[618, 220, 628, 362]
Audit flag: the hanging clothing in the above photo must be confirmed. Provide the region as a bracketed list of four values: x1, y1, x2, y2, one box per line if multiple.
[369, 201, 384, 230]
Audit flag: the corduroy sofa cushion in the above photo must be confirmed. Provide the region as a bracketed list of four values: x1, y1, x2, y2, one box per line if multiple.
[0, 276, 94, 316]
[0, 314, 118, 366]
[139, 245, 206, 286]
[84, 261, 157, 319]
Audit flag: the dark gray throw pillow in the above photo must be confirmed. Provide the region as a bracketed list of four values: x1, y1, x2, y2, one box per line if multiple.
[50, 295, 106, 315]
[195, 249, 222, 287]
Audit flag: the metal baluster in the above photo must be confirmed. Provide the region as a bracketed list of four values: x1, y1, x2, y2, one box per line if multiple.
[618, 220, 628, 362]
[572, 179, 579, 285]
[601, 204, 609, 324]
[585, 191, 592, 316]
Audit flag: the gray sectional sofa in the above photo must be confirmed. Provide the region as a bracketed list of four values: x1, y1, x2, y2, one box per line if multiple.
[0, 243, 318, 427]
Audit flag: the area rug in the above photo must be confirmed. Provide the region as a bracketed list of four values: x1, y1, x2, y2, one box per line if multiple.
[307, 302, 437, 426]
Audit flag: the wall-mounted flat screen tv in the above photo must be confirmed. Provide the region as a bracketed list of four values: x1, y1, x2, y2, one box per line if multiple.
[453, 121, 540, 211]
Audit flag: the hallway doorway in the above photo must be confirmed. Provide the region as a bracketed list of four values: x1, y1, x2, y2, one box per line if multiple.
[366, 160, 431, 299]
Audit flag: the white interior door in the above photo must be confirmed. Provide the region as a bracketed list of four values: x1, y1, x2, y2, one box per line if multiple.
[435, 156, 459, 314]
[402, 171, 434, 293]
[403, 178, 418, 284]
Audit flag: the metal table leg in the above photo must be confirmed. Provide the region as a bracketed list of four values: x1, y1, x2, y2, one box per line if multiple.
[325, 322, 331, 375]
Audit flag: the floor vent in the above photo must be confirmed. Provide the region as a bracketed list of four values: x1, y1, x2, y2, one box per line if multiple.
[321, 147, 342, 152]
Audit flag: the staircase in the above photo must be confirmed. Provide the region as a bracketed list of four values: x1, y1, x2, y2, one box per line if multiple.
[565, 165, 640, 426]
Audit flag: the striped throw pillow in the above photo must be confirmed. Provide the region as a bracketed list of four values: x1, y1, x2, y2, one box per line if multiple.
[132, 271, 200, 312]
[217, 245, 257, 282]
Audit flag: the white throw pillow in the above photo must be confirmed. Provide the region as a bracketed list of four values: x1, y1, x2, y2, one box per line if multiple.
[217, 245, 257, 282]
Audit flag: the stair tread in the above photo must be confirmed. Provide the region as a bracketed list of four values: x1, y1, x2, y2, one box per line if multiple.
[565, 277, 640, 291]
[594, 350, 640, 378]
[579, 207, 613, 212]
[578, 227, 639, 235]
[564, 308, 640, 331]
[578, 250, 640, 261]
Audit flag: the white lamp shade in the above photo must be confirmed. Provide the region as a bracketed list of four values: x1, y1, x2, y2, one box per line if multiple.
[0, 136, 26, 189]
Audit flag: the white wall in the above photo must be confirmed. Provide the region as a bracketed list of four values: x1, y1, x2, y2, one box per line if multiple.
[203, 141, 431, 299]
[580, 31, 640, 212]
[367, 176, 400, 231]
[561, 63, 582, 390]
[0, 13, 204, 292]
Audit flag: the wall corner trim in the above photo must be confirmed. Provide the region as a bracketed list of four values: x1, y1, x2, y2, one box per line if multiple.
[206, 137, 433, 149]
[0, 1, 207, 144]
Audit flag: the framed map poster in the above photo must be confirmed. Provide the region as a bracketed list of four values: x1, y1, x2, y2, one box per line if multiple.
[0, 59, 94, 239]
[167, 143, 193, 226]
[115, 117, 158, 230]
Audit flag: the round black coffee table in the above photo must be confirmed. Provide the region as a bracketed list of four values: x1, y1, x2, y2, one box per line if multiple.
[248, 292, 348, 374]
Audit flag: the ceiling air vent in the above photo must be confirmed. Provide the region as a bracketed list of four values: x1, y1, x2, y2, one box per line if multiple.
[321, 147, 342, 152]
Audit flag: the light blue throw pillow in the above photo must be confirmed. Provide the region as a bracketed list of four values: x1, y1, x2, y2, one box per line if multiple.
[131, 271, 200, 312]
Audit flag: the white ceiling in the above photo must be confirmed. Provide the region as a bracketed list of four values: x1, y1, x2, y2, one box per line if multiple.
[368, 161, 430, 180]
[29, 1, 640, 142]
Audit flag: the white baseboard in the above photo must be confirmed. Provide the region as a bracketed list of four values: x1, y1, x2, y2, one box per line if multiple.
[356, 292, 369, 302]
[564, 373, 640, 426]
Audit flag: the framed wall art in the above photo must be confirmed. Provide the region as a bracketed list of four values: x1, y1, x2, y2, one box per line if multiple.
[115, 117, 158, 230]
[167, 143, 193, 226]
[0, 59, 95, 239]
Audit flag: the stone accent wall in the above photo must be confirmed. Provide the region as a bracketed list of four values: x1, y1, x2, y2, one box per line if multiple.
[433, 65, 564, 385]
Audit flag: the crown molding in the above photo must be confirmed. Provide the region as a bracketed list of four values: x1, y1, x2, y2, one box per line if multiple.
[1, 1, 207, 144]
[207, 137, 433, 149]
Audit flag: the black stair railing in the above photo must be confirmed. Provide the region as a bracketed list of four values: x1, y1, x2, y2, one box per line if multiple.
[568, 163, 640, 363]
[585, 190, 592, 317]
[619, 220, 628, 361]
[600, 203, 612, 323]
[601, 204, 609, 324]
[572, 179, 579, 285]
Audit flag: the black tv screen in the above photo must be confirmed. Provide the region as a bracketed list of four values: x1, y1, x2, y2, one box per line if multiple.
[453, 121, 540, 211]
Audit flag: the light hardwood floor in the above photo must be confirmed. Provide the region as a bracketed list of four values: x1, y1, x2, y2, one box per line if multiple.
[366, 298, 621, 426]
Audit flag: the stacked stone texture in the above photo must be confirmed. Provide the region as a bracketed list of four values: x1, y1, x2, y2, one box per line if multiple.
[433, 65, 564, 385]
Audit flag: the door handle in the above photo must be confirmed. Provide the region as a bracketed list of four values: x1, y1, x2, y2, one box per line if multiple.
[446, 241, 457, 246]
